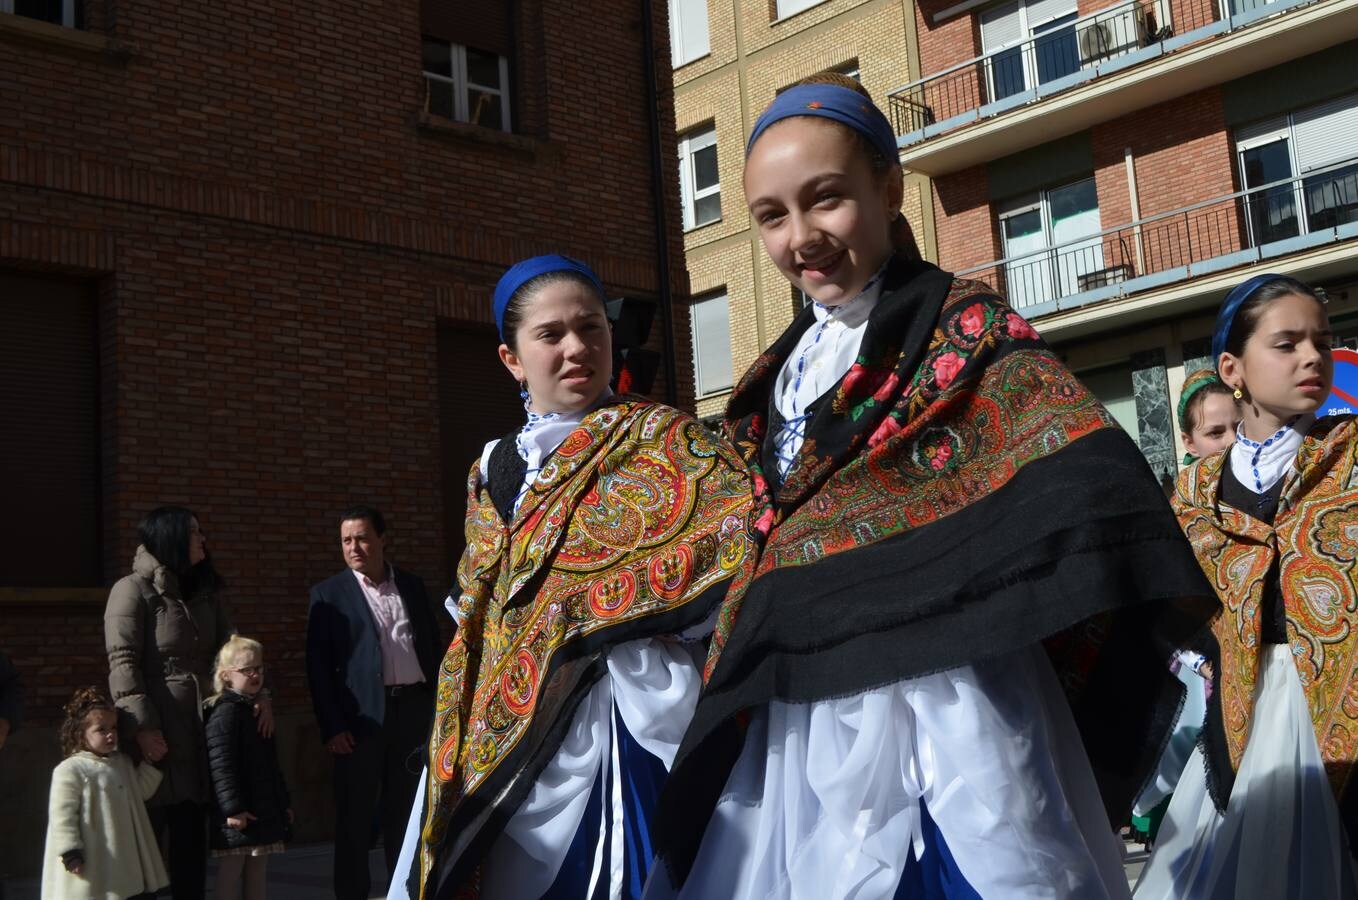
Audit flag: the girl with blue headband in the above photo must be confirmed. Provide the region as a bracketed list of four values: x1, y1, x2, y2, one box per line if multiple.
[650, 74, 1217, 900]
[1136, 274, 1358, 899]
[391, 255, 755, 900]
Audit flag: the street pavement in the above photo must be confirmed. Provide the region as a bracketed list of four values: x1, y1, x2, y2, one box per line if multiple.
[7, 839, 1150, 898]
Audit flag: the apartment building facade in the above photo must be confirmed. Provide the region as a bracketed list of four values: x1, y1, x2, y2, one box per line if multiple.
[0, 0, 689, 876]
[668, 0, 927, 417]
[898, 0, 1358, 480]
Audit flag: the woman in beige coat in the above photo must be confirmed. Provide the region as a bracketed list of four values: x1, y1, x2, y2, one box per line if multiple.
[104, 506, 272, 900]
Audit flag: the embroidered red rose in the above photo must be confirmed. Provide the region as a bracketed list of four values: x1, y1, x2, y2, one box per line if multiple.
[872, 372, 900, 403]
[751, 473, 769, 500]
[932, 351, 965, 389]
[1005, 312, 1039, 341]
[868, 415, 902, 448]
[926, 442, 953, 470]
[959, 303, 987, 338]
[842, 363, 888, 400]
[753, 506, 775, 537]
[749, 413, 766, 440]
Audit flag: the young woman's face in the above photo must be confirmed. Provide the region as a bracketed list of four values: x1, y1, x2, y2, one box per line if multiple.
[499, 281, 612, 414]
[744, 117, 900, 306]
[222, 654, 264, 697]
[83, 708, 118, 756]
[1219, 293, 1332, 426]
[1182, 391, 1240, 458]
[188, 517, 207, 566]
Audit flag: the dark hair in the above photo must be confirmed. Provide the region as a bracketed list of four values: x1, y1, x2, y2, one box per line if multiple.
[60, 686, 115, 757]
[137, 505, 224, 596]
[500, 271, 609, 352]
[1181, 378, 1235, 433]
[789, 72, 921, 261]
[339, 504, 386, 536]
[1222, 275, 1325, 358]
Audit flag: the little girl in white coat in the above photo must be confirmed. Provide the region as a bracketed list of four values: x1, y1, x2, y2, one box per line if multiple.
[42, 686, 168, 900]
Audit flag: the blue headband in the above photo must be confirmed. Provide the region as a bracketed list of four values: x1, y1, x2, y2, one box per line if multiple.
[1210, 272, 1286, 368]
[493, 254, 606, 342]
[746, 84, 897, 162]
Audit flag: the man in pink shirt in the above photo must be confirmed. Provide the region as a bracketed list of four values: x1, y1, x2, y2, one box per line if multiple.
[305, 506, 444, 900]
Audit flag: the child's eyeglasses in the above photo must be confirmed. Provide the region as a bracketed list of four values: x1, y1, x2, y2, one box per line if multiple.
[232, 665, 265, 677]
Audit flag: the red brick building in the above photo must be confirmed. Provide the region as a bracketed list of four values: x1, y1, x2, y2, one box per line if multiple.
[0, 0, 691, 876]
[894, 0, 1358, 479]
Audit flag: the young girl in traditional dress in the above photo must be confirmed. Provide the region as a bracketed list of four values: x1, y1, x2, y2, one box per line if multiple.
[42, 687, 168, 900]
[392, 254, 755, 899]
[1129, 371, 1239, 844]
[647, 74, 1218, 900]
[1135, 274, 1358, 899]
[204, 636, 291, 900]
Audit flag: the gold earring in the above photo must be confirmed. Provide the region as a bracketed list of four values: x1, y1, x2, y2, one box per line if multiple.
[1233, 388, 1243, 400]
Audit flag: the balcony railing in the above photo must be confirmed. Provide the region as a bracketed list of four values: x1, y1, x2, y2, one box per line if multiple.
[955, 157, 1358, 314]
[888, 0, 1325, 143]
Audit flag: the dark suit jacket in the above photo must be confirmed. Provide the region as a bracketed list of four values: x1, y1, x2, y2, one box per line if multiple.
[305, 566, 442, 741]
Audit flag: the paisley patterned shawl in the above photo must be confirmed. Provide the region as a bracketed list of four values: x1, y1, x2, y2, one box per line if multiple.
[413, 399, 754, 900]
[655, 257, 1219, 882]
[1173, 414, 1358, 825]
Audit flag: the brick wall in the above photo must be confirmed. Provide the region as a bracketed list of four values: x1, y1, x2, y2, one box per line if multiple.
[1091, 88, 1241, 274]
[933, 164, 999, 271]
[0, 0, 691, 876]
[930, 89, 1239, 284]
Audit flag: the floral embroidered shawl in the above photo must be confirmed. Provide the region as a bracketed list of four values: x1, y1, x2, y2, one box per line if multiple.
[656, 257, 1219, 882]
[412, 398, 754, 899]
[1174, 414, 1358, 828]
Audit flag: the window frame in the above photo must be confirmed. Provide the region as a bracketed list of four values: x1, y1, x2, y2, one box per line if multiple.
[773, 0, 828, 22]
[678, 126, 721, 231]
[2, 0, 79, 27]
[1233, 94, 1358, 244]
[690, 290, 734, 398]
[423, 40, 513, 133]
[669, 0, 711, 68]
[980, 0, 1079, 100]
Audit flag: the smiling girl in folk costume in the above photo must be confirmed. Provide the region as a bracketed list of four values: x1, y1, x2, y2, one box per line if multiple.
[1135, 275, 1358, 899]
[391, 255, 755, 900]
[647, 75, 1218, 900]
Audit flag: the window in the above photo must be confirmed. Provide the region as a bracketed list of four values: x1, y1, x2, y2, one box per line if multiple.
[422, 39, 511, 132]
[1236, 92, 1358, 247]
[998, 176, 1102, 308]
[691, 292, 734, 396]
[774, 0, 826, 20]
[0, 275, 100, 586]
[669, 0, 710, 68]
[679, 127, 720, 230]
[1, 0, 81, 27]
[980, 0, 1079, 102]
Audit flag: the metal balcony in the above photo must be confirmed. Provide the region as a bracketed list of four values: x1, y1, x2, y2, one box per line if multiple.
[954, 157, 1358, 318]
[889, 0, 1331, 149]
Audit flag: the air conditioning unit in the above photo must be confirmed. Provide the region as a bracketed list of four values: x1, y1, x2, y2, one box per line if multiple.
[1077, 4, 1148, 65]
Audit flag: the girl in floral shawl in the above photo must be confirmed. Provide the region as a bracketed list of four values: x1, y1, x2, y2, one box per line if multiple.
[647, 75, 1218, 900]
[1136, 274, 1358, 899]
[391, 255, 755, 900]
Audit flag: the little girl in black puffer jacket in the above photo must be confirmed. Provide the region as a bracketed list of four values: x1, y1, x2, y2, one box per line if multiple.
[204, 636, 291, 900]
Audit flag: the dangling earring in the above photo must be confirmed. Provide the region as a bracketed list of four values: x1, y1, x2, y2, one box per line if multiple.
[1233, 388, 1243, 400]
[519, 381, 531, 405]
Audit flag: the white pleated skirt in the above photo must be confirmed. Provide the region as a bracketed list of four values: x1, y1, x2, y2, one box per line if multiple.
[1134, 644, 1358, 900]
[647, 645, 1129, 900]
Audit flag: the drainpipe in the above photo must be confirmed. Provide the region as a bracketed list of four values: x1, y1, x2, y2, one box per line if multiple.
[640, 0, 680, 406]
[1125, 147, 1145, 276]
